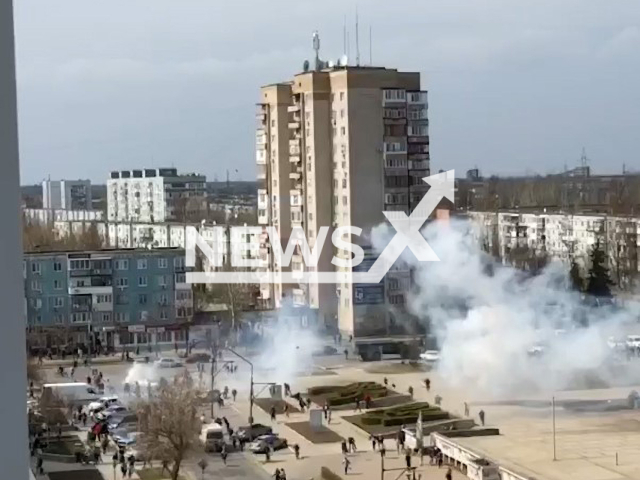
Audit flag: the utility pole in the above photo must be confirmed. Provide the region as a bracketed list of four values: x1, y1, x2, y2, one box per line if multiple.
[552, 396, 557, 461]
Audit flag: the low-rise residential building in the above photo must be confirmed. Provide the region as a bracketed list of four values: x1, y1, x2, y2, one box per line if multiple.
[468, 211, 640, 288]
[24, 247, 193, 352]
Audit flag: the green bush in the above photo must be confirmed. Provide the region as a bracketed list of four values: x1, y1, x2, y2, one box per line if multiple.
[356, 402, 450, 428]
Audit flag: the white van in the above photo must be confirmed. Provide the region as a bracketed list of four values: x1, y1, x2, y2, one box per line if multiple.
[199, 424, 224, 453]
[41, 383, 100, 404]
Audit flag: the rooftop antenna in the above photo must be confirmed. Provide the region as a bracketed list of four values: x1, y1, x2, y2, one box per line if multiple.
[355, 6, 360, 66]
[312, 31, 321, 70]
[580, 147, 589, 168]
[343, 15, 347, 56]
[369, 25, 372, 65]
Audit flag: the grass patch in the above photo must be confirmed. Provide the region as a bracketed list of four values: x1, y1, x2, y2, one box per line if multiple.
[43, 440, 84, 456]
[345, 402, 451, 435]
[137, 467, 187, 480]
[364, 362, 429, 374]
[286, 421, 345, 444]
[307, 382, 393, 408]
[254, 398, 300, 415]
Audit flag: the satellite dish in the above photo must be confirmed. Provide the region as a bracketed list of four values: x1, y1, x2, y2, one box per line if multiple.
[303, 60, 310, 72]
[338, 55, 348, 67]
[328, 60, 335, 68]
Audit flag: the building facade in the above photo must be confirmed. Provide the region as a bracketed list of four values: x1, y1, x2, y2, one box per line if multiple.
[42, 179, 92, 210]
[24, 247, 193, 351]
[107, 168, 206, 223]
[257, 66, 429, 335]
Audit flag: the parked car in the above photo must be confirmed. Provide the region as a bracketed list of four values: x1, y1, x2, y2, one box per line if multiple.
[199, 424, 225, 452]
[154, 358, 183, 369]
[87, 396, 120, 414]
[108, 413, 138, 431]
[96, 405, 127, 421]
[185, 353, 211, 364]
[237, 423, 273, 442]
[419, 350, 440, 363]
[249, 434, 288, 454]
[113, 431, 140, 447]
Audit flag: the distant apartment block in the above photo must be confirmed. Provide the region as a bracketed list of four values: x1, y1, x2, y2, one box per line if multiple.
[107, 168, 206, 223]
[24, 247, 193, 351]
[257, 66, 429, 334]
[23, 208, 104, 224]
[42, 179, 92, 210]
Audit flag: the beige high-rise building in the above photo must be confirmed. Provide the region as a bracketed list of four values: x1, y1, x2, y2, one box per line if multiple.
[256, 66, 429, 335]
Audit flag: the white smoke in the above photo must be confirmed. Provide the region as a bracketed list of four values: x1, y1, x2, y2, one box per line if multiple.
[379, 219, 640, 398]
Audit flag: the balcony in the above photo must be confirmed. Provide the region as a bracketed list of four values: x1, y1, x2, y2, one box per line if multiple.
[258, 211, 269, 225]
[68, 285, 112, 295]
[288, 121, 300, 130]
[289, 155, 301, 164]
[287, 104, 300, 113]
[256, 150, 267, 165]
[407, 91, 428, 105]
[257, 164, 267, 181]
[257, 189, 268, 209]
[256, 130, 268, 146]
[289, 171, 301, 181]
[408, 160, 430, 170]
[289, 144, 300, 155]
[383, 89, 406, 106]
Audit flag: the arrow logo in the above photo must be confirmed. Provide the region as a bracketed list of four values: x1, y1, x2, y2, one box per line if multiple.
[361, 170, 455, 283]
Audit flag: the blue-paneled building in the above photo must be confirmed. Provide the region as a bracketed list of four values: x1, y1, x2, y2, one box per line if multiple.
[24, 247, 193, 351]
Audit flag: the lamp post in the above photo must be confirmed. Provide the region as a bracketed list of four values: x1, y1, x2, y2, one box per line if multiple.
[225, 347, 254, 427]
[552, 396, 557, 461]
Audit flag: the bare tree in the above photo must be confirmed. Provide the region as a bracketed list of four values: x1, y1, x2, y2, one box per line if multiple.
[135, 371, 200, 480]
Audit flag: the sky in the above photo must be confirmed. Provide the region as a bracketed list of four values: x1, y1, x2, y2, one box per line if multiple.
[14, 0, 640, 184]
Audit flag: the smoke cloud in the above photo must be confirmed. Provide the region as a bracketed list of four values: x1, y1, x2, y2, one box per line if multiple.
[379, 219, 640, 398]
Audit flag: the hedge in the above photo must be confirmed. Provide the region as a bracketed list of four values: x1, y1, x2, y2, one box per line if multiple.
[356, 402, 450, 427]
[309, 382, 391, 407]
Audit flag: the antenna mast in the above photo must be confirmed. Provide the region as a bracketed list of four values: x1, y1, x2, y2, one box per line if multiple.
[343, 15, 347, 56]
[369, 25, 372, 65]
[355, 7, 360, 66]
[312, 31, 321, 70]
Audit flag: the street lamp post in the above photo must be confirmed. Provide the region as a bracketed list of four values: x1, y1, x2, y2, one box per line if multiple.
[225, 347, 254, 427]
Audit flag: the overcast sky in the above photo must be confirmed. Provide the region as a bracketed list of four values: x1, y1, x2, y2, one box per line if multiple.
[14, 0, 640, 184]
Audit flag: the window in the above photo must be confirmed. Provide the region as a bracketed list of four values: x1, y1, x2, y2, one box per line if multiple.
[340, 92, 345, 101]
[115, 312, 129, 323]
[139, 294, 148, 305]
[160, 309, 169, 320]
[157, 329, 171, 341]
[71, 312, 89, 323]
[136, 332, 149, 344]
[96, 294, 112, 304]
[173, 257, 185, 269]
[54, 297, 64, 308]
[340, 126, 346, 136]
[69, 259, 90, 270]
[138, 276, 148, 287]
[340, 109, 345, 119]
[175, 273, 186, 283]
[159, 293, 169, 305]
[116, 293, 129, 305]
[34, 315, 42, 324]
[53, 261, 62, 272]
[137, 259, 147, 270]
[342, 178, 347, 188]
[100, 313, 111, 322]
[116, 277, 129, 288]
[115, 259, 129, 270]
[342, 196, 348, 206]
[54, 315, 64, 324]
[176, 290, 192, 302]
[31, 262, 41, 274]
[31, 280, 41, 292]
[157, 258, 168, 269]
[157, 275, 168, 287]
[52, 279, 62, 290]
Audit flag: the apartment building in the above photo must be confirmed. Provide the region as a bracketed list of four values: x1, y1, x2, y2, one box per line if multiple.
[42, 179, 92, 210]
[257, 66, 429, 335]
[107, 168, 206, 223]
[24, 247, 193, 351]
[468, 211, 640, 288]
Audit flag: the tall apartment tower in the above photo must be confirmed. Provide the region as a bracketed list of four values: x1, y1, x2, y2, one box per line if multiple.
[107, 168, 206, 223]
[42, 179, 92, 210]
[257, 66, 429, 334]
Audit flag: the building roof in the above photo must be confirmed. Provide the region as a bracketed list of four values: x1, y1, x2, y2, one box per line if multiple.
[24, 246, 184, 257]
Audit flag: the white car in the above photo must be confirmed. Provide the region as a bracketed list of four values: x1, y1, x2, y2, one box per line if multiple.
[154, 358, 182, 369]
[626, 335, 640, 349]
[87, 396, 120, 414]
[419, 350, 440, 363]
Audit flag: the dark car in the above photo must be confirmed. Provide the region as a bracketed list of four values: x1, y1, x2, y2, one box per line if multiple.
[312, 346, 338, 356]
[236, 423, 273, 442]
[108, 413, 138, 431]
[249, 434, 288, 454]
[185, 353, 211, 364]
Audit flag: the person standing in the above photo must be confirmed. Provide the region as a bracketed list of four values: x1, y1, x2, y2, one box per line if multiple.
[404, 446, 412, 468]
[293, 444, 300, 459]
[270, 405, 277, 422]
[464, 402, 470, 417]
[446, 467, 453, 480]
[479, 409, 485, 426]
[221, 445, 228, 465]
[370, 435, 377, 451]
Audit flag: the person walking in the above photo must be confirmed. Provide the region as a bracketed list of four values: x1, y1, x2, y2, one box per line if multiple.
[464, 402, 470, 417]
[284, 403, 289, 418]
[341, 440, 348, 455]
[293, 443, 300, 459]
[424, 378, 431, 391]
[348, 437, 357, 453]
[370, 435, 377, 451]
[405, 446, 412, 468]
[435, 394, 442, 406]
[221, 445, 228, 465]
[446, 467, 453, 480]
[270, 405, 277, 422]
[479, 409, 485, 426]
[327, 406, 332, 424]
[343, 456, 351, 475]
[232, 388, 237, 401]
